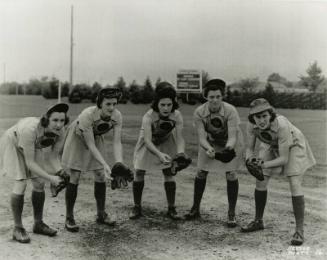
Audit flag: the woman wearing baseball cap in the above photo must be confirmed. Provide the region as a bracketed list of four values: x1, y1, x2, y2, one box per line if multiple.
[184, 78, 244, 227]
[62, 87, 129, 232]
[241, 98, 316, 246]
[130, 82, 187, 220]
[0, 103, 70, 243]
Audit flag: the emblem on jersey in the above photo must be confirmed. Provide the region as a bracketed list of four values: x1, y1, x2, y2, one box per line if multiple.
[93, 119, 115, 136]
[255, 129, 278, 147]
[35, 132, 58, 149]
[152, 118, 176, 145]
[205, 115, 228, 145]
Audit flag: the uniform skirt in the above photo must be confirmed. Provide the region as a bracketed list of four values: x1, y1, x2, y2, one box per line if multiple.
[197, 129, 244, 173]
[133, 133, 177, 171]
[259, 135, 316, 177]
[61, 121, 107, 172]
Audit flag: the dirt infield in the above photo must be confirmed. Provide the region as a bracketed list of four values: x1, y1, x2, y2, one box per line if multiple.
[0, 96, 326, 260]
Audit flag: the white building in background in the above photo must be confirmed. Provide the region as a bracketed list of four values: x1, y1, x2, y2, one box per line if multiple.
[228, 81, 310, 93]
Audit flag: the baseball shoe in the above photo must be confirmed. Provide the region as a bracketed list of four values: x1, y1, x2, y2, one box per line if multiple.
[65, 217, 79, 232]
[241, 219, 264, 232]
[129, 206, 143, 220]
[291, 231, 304, 246]
[96, 212, 116, 226]
[13, 227, 30, 243]
[227, 212, 237, 228]
[167, 207, 182, 220]
[33, 222, 57, 237]
[184, 207, 201, 220]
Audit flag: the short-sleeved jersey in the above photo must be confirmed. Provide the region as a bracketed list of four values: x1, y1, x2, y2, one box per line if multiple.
[247, 115, 300, 151]
[139, 109, 183, 145]
[75, 106, 122, 137]
[193, 101, 241, 146]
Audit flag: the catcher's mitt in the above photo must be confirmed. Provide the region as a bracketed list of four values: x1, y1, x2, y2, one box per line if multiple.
[245, 157, 265, 181]
[110, 162, 134, 190]
[215, 148, 236, 163]
[50, 169, 70, 197]
[170, 153, 192, 176]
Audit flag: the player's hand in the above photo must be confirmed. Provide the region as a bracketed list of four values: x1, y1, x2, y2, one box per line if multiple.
[159, 152, 172, 165]
[50, 175, 62, 186]
[206, 147, 215, 159]
[103, 163, 113, 181]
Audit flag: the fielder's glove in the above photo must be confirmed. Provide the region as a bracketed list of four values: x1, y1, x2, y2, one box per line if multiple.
[245, 157, 265, 181]
[110, 162, 134, 190]
[215, 148, 236, 163]
[50, 169, 70, 197]
[170, 153, 192, 176]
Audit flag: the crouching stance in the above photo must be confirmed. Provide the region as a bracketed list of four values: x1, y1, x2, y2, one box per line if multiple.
[241, 98, 316, 246]
[0, 103, 69, 243]
[185, 79, 243, 227]
[130, 82, 188, 220]
[62, 88, 127, 232]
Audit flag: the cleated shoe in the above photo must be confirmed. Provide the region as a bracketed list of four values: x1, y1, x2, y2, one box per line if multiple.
[13, 227, 31, 243]
[291, 231, 304, 246]
[227, 212, 237, 228]
[167, 207, 182, 220]
[65, 218, 79, 232]
[33, 222, 57, 237]
[184, 207, 201, 220]
[241, 219, 264, 233]
[96, 212, 116, 226]
[129, 206, 143, 220]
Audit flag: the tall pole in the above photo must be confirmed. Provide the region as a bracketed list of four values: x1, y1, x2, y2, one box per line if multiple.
[69, 5, 74, 94]
[3, 63, 5, 84]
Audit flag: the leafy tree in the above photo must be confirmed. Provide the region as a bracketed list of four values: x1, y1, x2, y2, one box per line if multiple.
[91, 82, 102, 102]
[239, 77, 259, 93]
[300, 61, 325, 92]
[202, 70, 210, 87]
[129, 80, 142, 104]
[114, 77, 129, 103]
[155, 77, 162, 88]
[142, 76, 154, 103]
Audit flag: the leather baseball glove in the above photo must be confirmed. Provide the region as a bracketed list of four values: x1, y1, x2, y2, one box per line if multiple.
[170, 153, 192, 176]
[215, 148, 236, 163]
[50, 169, 70, 197]
[110, 162, 134, 190]
[245, 157, 265, 181]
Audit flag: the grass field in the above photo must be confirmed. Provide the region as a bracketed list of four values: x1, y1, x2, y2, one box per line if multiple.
[0, 94, 326, 260]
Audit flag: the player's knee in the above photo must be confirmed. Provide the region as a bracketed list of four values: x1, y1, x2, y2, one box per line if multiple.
[196, 170, 208, 179]
[226, 171, 238, 181]
[31, 178, 45, 192]
[255, 176, 269, 190]
[69, 169, 81, 184]
[135, 169, 145, 181]
[288, 176, 303, 196]
[94, 170, 105, 182]
[12, 180, 28, 195]
[164, 175, 175, 182]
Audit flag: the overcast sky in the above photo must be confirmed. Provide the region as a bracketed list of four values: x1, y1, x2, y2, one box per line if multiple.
[0, 0, 326, 85]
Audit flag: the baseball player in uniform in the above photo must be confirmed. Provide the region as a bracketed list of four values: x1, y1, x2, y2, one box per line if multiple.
[0, 103, 69, 243]
[241, 98, 316, 246]
[62, 88, 128, 232]
[185, 79, 244, 227]
[130, 82, 187, 220]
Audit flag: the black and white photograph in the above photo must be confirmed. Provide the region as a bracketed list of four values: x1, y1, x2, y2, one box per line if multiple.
[0, 0, 326, 259]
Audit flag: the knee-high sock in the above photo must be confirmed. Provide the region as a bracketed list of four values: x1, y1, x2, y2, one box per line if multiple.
[227, 179, 239, 215]
[94, 182, 106, 214]
[255, 189, 267, 220]
[11, 193, 24, 228]
[32, 190, 45, 224]
[292, 195, 305, 232]
[192, 177, 207, 211]
[133, 181, 144, 207]
[65, 183, 78, 219]
[164, 181, 176, 208]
